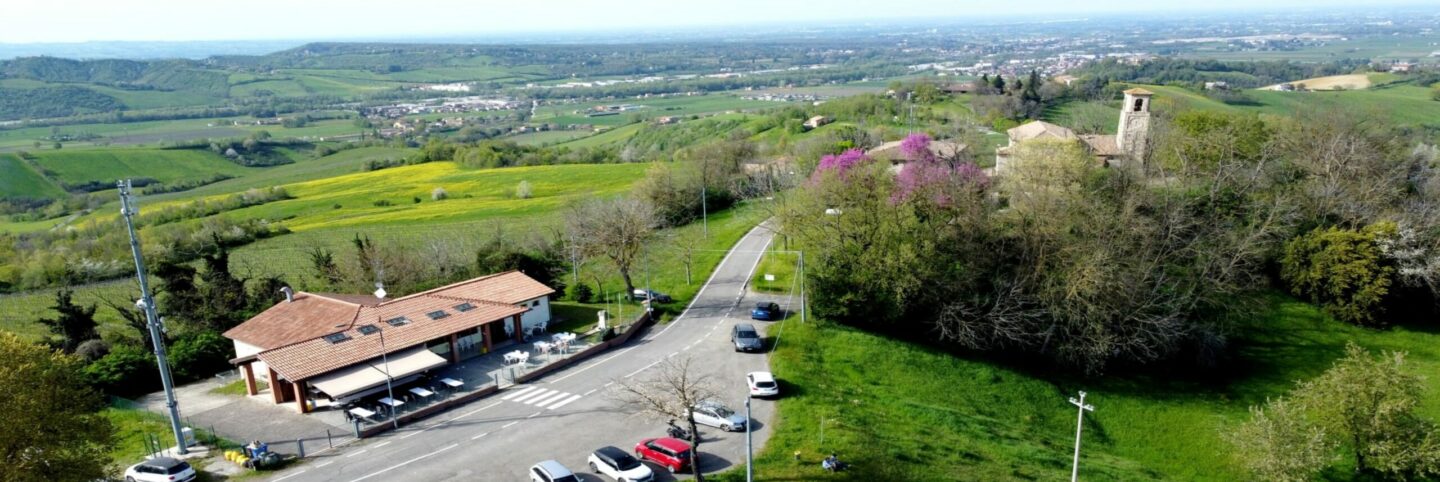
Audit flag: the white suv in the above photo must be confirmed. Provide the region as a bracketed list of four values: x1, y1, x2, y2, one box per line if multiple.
[588, 445, 655, 482]
[747, 371, 779, 398]
[124, 457, 197, 482]
[530, 460, 581, 482]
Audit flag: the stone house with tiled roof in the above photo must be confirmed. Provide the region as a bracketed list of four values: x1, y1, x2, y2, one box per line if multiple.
[994, 88, 1153, 173]
[224, 271, 554, 412]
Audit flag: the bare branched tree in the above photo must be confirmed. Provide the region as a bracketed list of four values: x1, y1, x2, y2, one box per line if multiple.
[608, 356, 718, 480]
[565, 196, 657, 297]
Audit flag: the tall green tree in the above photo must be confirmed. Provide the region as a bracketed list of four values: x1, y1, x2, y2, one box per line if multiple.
[195, 240, 249, 331]
[1281, 223, 1396, 325]
[38, 288, 99, 354]
[1298, 344, 1440, 477]
[0, 333, 115, 482]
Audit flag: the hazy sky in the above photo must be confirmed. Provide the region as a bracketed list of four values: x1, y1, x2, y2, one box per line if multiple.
[2, 0, 1422, 43]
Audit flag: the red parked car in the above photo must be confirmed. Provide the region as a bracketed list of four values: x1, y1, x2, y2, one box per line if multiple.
[634, 437, 692, 473]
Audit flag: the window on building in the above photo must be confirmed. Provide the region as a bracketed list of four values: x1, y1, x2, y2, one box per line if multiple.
[385, 316, 409, 327]
[1133, 98, 1144, 112]
[323, 332, 351, 344]
[454, 302, 475, 312]
[357, 324, 379, 335]
[532, 300, 540, 307]
[426, 310, 449, 320]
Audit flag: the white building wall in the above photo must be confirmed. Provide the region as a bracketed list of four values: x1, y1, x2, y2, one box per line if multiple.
[519, 296, 552, 332]
[234, 340, 270, 381]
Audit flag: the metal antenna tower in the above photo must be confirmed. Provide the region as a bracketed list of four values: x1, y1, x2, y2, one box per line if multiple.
[118, 179, 188, 455]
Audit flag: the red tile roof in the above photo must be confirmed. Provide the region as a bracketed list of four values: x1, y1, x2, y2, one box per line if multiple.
[225, 270, 553, 380]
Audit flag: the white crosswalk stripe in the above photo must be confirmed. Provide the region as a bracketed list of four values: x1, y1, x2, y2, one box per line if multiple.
[532, 391, 571, 407]
[511, 388, 553, 404]
[500, 386, 539, 401]
[546, 394, 583, 410]
[501, 386, 583, 410]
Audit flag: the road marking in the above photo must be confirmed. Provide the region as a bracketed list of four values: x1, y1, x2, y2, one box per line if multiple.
[346, 449, 368, 458]
[547, 394, 583, 409]
[671, 223, 767, 324]
[624, 359, 663, 378]
[347, 443, 458, 482]
[501, 386, 538, 401]
[531, 390, 572, 407]
[315, 461, 333, 468]
[583, 388, 597, 396]
[548, 346, 637, 383]
[511, 388, 553, 404]
[444, 401, 503, 423]
[502, 421, 519, 429]
[272, 470, 307, 481]
[372, 441, 391, 448]
[526, 410, 543, 419]
[668, 351, 679, 357]
[399, 427, 429, 439]
[471, 432, 490, 440]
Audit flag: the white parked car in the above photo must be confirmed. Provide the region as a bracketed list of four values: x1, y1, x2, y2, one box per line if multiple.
[588, 445, 655, 482]
[689, 400, 747, 432]
[124, 457, 196, 482]
[530, 460, 581, 482]
[747, 371, 779, 398]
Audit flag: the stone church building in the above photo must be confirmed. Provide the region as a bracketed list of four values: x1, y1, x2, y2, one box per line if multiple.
[994, 88, 1153, 172]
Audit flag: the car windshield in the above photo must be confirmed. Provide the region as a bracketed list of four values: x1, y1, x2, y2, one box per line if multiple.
[613, 453, 641, 470]
[554, 475, 581, 482]
[755, 381, 776, 388]
[738, 330, 757, 338]
[714, 406, 734, 417]
[166, 462, 192, 474]
[756, 303, 770, 309]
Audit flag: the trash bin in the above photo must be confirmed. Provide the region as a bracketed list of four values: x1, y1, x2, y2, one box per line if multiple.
[181, 427, 197, 447]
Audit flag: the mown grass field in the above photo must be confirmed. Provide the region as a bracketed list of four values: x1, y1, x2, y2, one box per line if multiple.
[13, 148, 256, 197]
[0, 153, 65, 199]
[506, 130, 594, 146]
[718, 293, 1440, 481]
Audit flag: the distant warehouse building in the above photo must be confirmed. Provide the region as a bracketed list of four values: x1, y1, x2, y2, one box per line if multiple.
[224, 271, 554, 413]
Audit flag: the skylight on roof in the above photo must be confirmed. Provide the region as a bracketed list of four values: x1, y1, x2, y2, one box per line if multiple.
[385, 316, 409, 327]
[426, 310, 450, 320]
[357, 324, 379, 335]
[323, 332, 351, 344]
[454, 302, 475, 312]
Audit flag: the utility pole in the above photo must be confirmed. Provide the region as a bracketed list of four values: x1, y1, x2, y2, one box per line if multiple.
[798, 250, 806, 324]
[746, 392, 754, 482]
[701, 187, 708, 238]
[1068, 391, 1095, 482]
[117, 179, 188, 455]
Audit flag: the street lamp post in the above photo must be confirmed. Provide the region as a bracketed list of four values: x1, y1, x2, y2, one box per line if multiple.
[1068, 391, 1095, 482]
[746, 391, 754, 482]
[339, 322, 399, 429]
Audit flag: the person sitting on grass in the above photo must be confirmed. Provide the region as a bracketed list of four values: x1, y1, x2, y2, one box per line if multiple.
[822, 454, 845, 472]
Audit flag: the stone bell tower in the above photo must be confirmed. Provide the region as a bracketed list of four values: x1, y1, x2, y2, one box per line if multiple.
[1117, 88, 1153, 162]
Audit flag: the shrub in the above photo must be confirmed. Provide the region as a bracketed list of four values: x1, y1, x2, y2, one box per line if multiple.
[432, 187, 448, 201]
[1281, 224, 1396, 325]
[73, 339, 110, 362]
[412, 196, 421, 204]
[516, 180, 533, 199]
[167, 332, 233, 382]
[568, 283, 594, 303]
[84, 344, 158, 398]
[373, 199, 393, 207]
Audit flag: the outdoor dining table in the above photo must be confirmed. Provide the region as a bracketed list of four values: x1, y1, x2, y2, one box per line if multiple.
[534, 341, 553, 354]
[504, 350, 528, 365]
[378, 397, 404, 408]
[409, 387, 435, 399]
[348, 407, 376, 420]
[551, 332, 577, 343]
[439, 378, 463, 388]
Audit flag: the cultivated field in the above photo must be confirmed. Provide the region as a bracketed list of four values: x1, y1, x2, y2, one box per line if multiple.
[1260, 73, 1375, 91]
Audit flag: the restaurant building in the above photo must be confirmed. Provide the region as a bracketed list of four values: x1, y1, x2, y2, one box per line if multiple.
[223, 271, 555, 413]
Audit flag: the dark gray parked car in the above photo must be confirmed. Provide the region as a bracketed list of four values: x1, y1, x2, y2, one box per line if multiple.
[731, 323, 763, 352]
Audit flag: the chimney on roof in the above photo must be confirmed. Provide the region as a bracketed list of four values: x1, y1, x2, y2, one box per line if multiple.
[280, 286, 294, 303]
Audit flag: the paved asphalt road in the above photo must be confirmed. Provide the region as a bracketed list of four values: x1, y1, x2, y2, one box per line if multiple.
[267, 223, 782, 482]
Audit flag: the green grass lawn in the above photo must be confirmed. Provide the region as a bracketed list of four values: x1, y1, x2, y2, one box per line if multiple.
[28, 148, 256, 188]
[722, 293, 1440, 481]
[0, 153, 66, 199]
[750, 248, 799, 294]
[507, 130, 594, 146]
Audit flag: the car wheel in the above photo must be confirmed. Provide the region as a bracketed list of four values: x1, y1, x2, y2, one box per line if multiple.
[668, 464, 678, 473]
[721, 423, 731, 431]
[590, 461, 599, 472]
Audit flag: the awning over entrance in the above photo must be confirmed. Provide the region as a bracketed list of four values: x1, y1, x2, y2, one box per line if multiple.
[308, 347, 449, 400]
